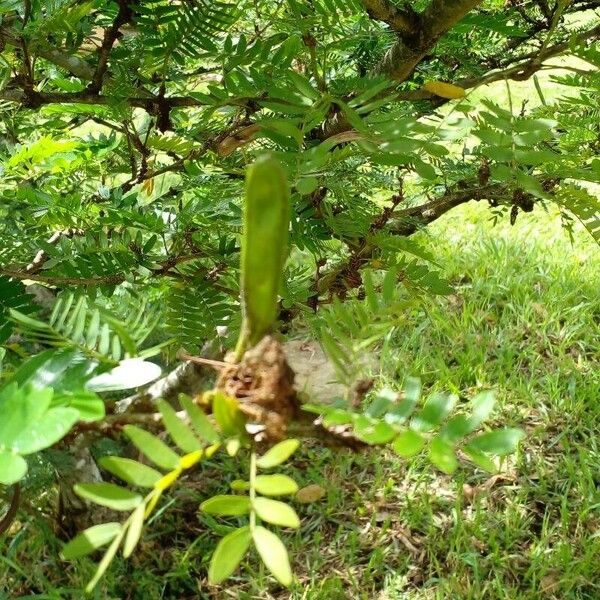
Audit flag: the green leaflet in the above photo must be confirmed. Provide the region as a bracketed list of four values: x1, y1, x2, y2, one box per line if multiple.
[256, 439, 300, 469]
[61, 522, 122, 560]
[0, 451, 27, 486]
[253, 526, 293, 587]
[235, 155, 290, 358]
[208, 526, 252, 584]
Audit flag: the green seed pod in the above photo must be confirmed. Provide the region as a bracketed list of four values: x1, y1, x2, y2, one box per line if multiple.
[235, 155, 290, 359]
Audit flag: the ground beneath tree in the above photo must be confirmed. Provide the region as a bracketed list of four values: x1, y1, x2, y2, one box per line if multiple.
[1, 205, 599, 599]
[284, 339, 346, 403]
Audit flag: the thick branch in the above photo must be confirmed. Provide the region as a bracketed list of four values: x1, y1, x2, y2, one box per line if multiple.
[374, 0, 483, 82]
[320, 0, 483, 137]
[0, 88, 157, 109]
[0, 269, 125, 286]
[360, 0, 419, 36]
[389, 183, 508, 235]
[0, 87, 260, 114]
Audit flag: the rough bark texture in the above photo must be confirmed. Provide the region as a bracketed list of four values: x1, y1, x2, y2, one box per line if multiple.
[217, 336, 299, 442]
[374, 0, 483, 82]
[55, 435, 108, 539]
[360, 0, 419, 35]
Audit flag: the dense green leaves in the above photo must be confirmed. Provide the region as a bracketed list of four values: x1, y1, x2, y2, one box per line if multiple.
[0, 0, 596, 371]
[0, 0, 593, 592]
[9, 291, 161, 363]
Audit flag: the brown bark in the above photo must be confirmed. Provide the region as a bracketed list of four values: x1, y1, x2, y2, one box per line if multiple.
[373, 0, 483, 82]
[0, 484, 20, 537]
[360, 0, 419, 36]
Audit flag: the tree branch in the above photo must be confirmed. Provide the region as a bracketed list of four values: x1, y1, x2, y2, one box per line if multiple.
[25, 228, 83, 274]
[88, 0, 133, 92]
[389, 183, 509, 235]
[317, 182, 512, 296]
[373, 0, 483, 82]
[0, 252, 233, 289]
[0, 87, 261, 115]
[0, 26, 95, 80]
[395, 23, 600, 102]
[36, 47, 95, 80]
[0, 88, 158, 109]
[0, 484, 20, 537]
[360, 0, 419, 36]
[0, 269, 126, 286]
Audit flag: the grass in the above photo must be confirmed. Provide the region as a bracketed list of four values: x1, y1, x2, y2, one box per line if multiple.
[1, 202, 598, 599]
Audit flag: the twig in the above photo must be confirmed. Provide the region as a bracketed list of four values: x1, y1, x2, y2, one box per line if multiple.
[25, 228, 84, 274]
[0, 484, 20, 537]
[177, 351, 228, 370]
[88, 0, 133, 93]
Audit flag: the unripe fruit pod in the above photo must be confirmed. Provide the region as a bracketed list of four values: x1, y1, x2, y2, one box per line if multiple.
[236, 155, 290, 357]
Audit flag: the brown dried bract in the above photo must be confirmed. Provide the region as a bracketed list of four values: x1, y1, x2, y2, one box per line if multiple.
[216, 336, 298, 442]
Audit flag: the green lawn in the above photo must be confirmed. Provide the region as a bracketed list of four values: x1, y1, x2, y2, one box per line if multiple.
[2, 202, 598, 599]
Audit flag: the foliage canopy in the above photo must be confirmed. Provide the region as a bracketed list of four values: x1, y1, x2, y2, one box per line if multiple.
[0, 0, 598, 347]
[0, 0, 598, 593]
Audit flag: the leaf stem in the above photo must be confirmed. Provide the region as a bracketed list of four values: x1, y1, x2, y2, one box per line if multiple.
[249, 450, 257, 532]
